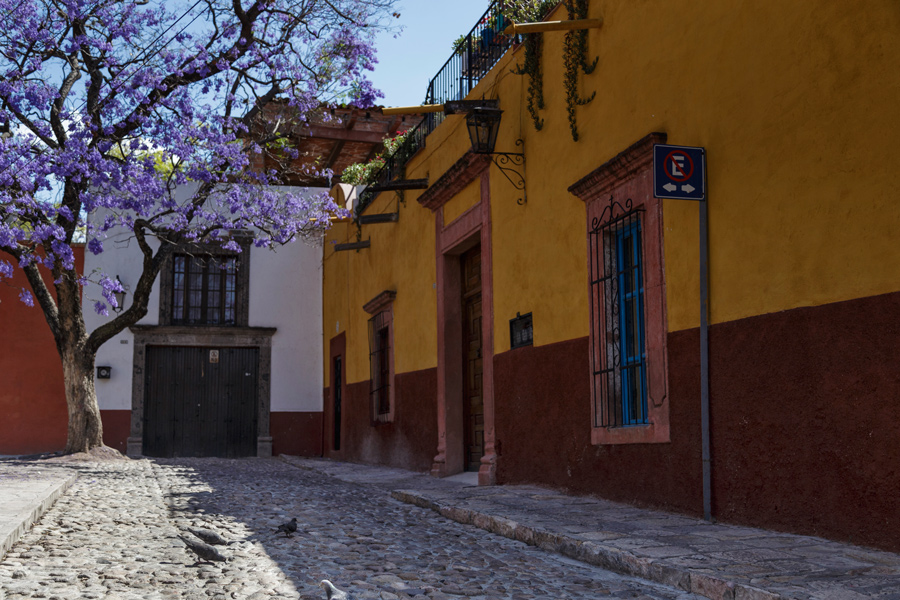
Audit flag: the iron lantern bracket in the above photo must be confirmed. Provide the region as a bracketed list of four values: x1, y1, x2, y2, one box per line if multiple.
[486, 139, 526, 205]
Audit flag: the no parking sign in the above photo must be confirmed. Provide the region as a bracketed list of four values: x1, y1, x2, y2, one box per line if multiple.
[653, 144, 705, 201]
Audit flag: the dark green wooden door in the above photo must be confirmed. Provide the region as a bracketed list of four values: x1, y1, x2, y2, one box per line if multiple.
[143, 346, 258, 457]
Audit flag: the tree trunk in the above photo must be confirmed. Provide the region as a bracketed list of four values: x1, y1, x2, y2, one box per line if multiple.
[61, 344, 104, 454]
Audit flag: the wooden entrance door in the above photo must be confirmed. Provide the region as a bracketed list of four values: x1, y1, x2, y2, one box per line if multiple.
[143, 346, 258, 457]
[461, 247, 484, 471]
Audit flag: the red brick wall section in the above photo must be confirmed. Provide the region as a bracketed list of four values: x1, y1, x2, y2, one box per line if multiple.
[271, 412, 323, 457]
[0, 246, 84, 455]
[324, 368, 438, 471]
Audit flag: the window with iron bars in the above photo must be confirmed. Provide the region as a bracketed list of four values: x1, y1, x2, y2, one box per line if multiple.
[368, 310, 392, 422]
[589, 206, 649, 428]
[171, 253, 240, 326]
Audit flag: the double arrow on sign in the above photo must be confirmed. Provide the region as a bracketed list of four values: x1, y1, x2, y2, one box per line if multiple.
[663, 183, 696, 193]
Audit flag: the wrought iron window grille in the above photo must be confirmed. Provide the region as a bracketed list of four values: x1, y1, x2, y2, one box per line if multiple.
[170, 253, 241, 326]
[588, 196, 650, 429]
[368, 311, 392, 419]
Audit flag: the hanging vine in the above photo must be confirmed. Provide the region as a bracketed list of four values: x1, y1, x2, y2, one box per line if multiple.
[511, 32, 545, 131]
[563, 0, 598, 141]
[505, 1, 598, 139]
[505, 1, 555, 131]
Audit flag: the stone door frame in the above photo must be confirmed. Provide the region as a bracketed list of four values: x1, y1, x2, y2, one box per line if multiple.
[418, 152, 497, 485]
[127, 325, 276, 458]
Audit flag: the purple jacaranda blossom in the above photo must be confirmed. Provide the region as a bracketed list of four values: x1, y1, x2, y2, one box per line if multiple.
[1, 0, 397, 306]
[0, 0, 400, 452]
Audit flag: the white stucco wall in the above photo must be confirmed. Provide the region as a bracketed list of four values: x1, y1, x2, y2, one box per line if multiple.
[249, 239, 323, 412]
[83, 186, 324, 414]
[83, 232, 160, 411]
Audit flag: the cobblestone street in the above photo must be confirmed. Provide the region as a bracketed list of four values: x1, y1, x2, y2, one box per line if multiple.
[0, 458, 703, 600]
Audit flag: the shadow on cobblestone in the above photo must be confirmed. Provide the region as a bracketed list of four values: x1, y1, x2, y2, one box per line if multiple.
[0, 458, 705, 600]
[154, 458, 704, 600]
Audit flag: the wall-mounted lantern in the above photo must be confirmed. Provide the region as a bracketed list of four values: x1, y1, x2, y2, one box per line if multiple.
[112, 276, 127, 313]
[465, 107, 527, 205]
[466, 107, 503, 154]
[97, 366, 112, 379]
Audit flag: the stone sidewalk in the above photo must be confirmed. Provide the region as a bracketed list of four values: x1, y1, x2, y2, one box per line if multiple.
[281, 456, 900, 600]
[0, 462, 76, 559]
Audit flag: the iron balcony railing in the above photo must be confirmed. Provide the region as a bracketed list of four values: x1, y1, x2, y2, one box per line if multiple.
[355, 1, 517, 218]
[354, 118, 428, 218]
[425, 2, 516, 106]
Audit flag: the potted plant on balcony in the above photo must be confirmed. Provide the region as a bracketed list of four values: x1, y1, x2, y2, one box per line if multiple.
[454, 33, 481, 75]
[340, 130, 410, 186]
[452, 35, 468, 54]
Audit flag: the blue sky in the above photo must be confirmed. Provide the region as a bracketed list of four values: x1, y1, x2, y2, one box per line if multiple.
[369, 1, 491, 108]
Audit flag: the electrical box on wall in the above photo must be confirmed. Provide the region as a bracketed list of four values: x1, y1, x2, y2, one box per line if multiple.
[509, 312, 533, 349]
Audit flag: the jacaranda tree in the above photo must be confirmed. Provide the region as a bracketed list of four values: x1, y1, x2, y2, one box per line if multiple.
[0, 0, 398, 454]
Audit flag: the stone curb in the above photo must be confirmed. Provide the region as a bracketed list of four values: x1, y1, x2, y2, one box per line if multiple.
[0, 473, 76, 560]
[390, 490, 782, 600]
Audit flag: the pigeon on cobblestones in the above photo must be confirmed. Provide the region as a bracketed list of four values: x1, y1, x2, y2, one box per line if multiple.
[179, 534, 227, 564]
[274, 517, 298, 535]
[187, 526, 228, 546]
[318, 580, 352, 600]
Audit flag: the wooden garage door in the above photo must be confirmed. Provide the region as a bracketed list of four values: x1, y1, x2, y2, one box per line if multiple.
[143, 346, 258, 457]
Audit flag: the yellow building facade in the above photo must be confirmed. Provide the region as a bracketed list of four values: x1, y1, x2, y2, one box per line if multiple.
[322, 1, 900, 551]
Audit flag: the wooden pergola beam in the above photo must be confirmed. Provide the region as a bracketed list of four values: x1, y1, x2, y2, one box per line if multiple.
[503, 18, 603, 35]
[323, 110, 358, 171]
[305, 125, 388, 144]
[382, 104, 444, 116]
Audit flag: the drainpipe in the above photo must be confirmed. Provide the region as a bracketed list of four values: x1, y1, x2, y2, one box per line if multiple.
[700, 184, 712, 521]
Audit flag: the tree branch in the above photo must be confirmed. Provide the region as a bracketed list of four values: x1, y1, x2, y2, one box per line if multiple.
[0, 245, 61, 342]
[106, 1, 269, 143]
[49, 49, 82, 145]
[86, 220, 172, 353]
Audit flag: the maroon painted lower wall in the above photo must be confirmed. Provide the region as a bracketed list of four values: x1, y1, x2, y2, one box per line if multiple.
[323, 368, 437, 471]
[493, 291, 900, 552]
[708, 291, 900, 551]
[271, 412, 323, 457]
[100, 410, 131, 454]
[101, 410, 323, 457]
[493, 336, 702, 515]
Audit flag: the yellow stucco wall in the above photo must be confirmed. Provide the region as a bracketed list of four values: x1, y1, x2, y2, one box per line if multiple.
[323, 182, 438, 386]
[324, 0, 900, 382]
[442, 177, 481, 225]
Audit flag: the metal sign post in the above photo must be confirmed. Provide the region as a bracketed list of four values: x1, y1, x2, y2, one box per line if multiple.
[653, 144, 711, 522]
